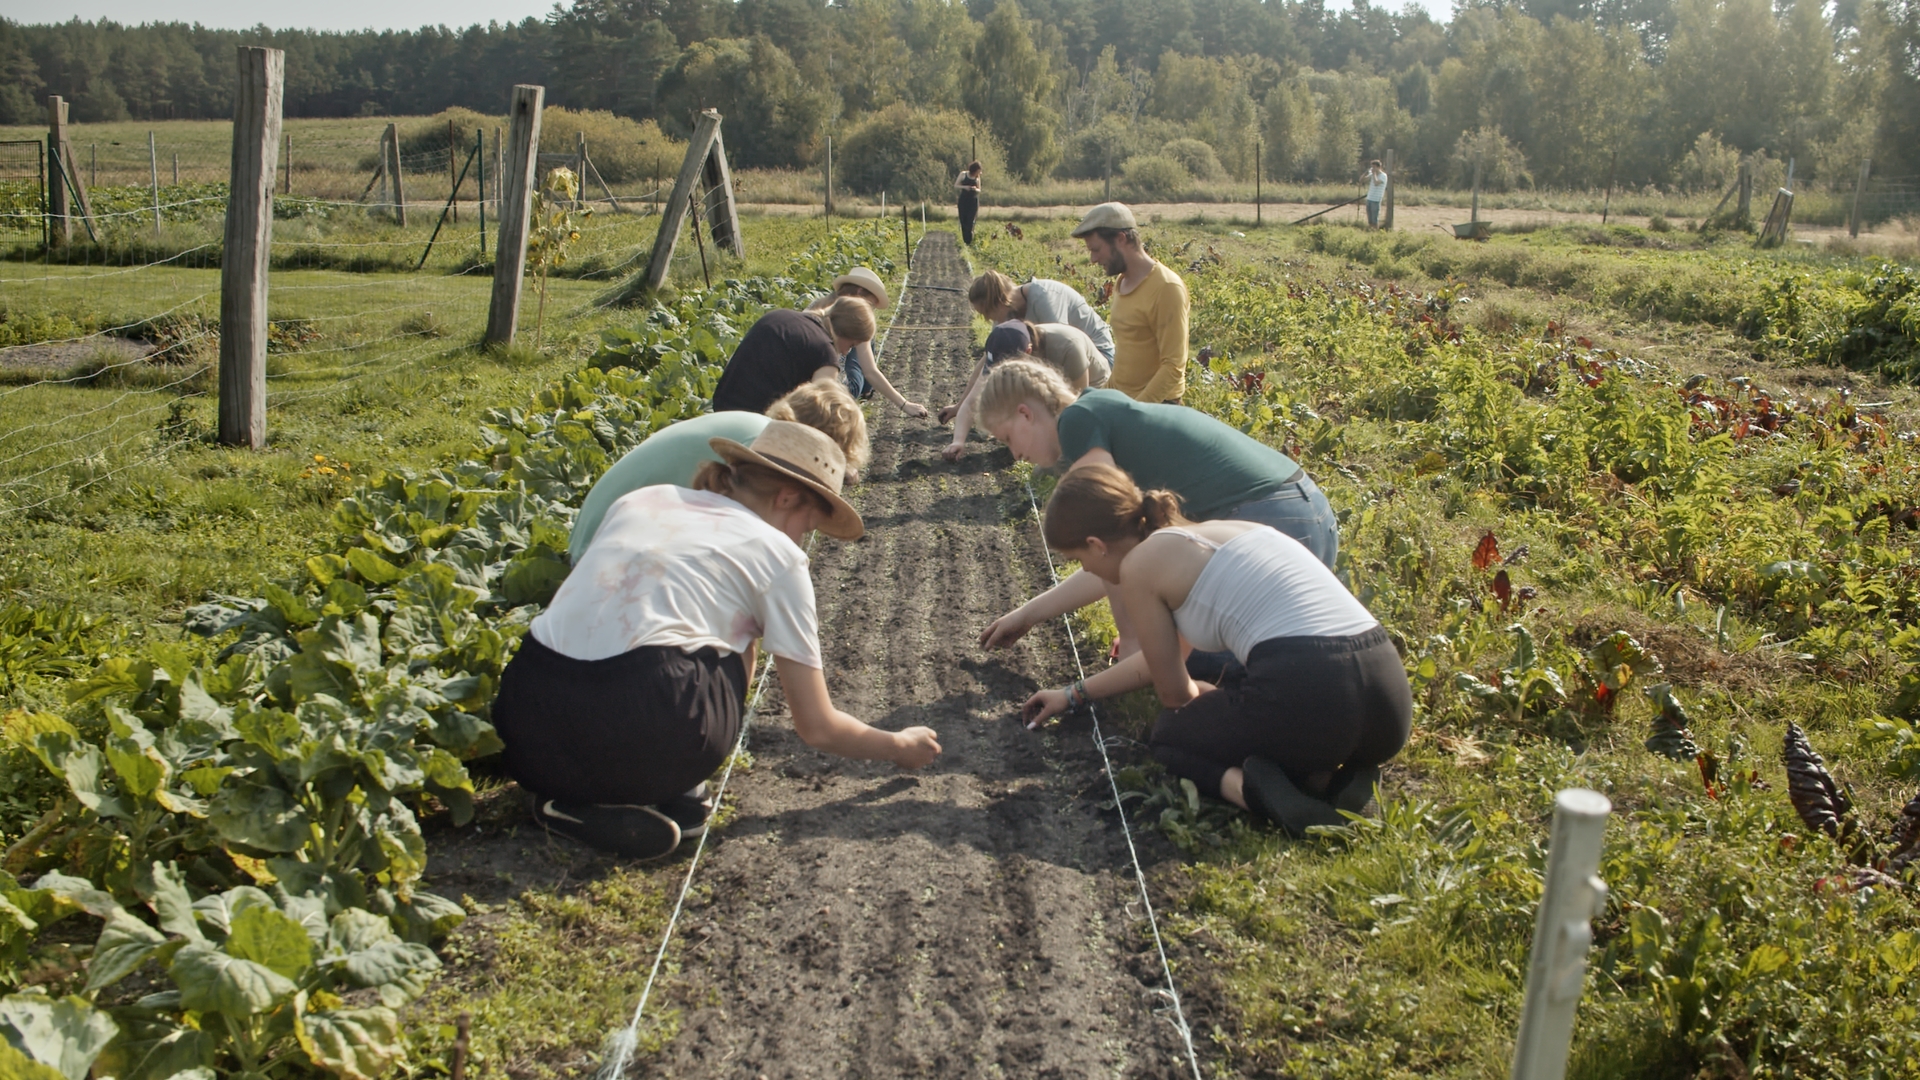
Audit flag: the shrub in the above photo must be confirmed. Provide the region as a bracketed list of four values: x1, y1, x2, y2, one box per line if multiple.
[836, 103, 1005, 202]
[1163, 138, 1227, 182]
[1448, 126, 1532, 192]
[1122, 154, 1191, 200]
[537, 109, 686, 186]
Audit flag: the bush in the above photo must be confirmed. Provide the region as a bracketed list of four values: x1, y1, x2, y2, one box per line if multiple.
[394, 108, 686, 187]
[1121, 154, 1190, 200]
[1163, 138, 1227, 182]
[1448, 126, 1532, 192]
[836, 103, 1005, 202]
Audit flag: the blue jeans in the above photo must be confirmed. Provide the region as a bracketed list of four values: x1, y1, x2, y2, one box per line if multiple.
[842, 349, 872, 399]
[1188, 475, 1340, 683]
[1366, 199, 1381, 227]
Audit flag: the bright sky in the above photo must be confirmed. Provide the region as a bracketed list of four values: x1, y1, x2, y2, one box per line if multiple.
[2, 0, 1448, 33]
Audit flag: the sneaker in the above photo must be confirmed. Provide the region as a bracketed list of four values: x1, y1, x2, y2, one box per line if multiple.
[1324, 764, 1382, 817]
[530, 796, 681, 860]
[658, 783, 715, 842]
[1240, 757, 1345, 837]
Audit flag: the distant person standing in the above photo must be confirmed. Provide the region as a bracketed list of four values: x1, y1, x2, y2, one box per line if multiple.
[1072, 202, 1189, 404]
[1364, 160, 1388, 229]
[956, 161, 982, 246]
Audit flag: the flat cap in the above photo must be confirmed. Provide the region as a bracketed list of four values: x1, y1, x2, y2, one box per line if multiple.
[1071, 202, 1138, 237]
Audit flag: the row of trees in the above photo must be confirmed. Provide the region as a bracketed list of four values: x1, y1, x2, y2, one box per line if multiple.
[3, 0, 1918, 192]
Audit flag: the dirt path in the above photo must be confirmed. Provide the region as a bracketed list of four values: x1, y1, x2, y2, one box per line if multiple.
[642, 230, 1194, 1078]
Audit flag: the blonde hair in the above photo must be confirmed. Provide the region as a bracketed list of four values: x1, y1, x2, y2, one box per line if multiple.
[967, 270, 1016, 317]
[691, 460, 829, 514]
[808, 296, 875, 343]
[767, 381, 871, 474]
[1042, 464, 1190, 551]
[974, 359, 1077, 433]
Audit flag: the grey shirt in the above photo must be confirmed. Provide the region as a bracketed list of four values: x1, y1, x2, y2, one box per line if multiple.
[1031, 322, 1107, 388]
[1020, 279, 1115, 362]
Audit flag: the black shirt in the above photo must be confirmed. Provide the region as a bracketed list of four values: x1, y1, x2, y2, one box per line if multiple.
[710, 309, 838, 413]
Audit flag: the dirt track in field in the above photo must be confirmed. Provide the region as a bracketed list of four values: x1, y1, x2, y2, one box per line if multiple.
[633, 230, 1196, 1078]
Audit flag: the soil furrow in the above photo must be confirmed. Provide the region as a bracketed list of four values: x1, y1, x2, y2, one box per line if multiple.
[653, 231, 1190, 1078]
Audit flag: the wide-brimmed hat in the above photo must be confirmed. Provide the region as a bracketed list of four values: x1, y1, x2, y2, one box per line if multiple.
[709, 421, 863, 540]
[984, 320, 1032, 364]
[1071, 202, 1138, 237]
[830, 267, 889, 310]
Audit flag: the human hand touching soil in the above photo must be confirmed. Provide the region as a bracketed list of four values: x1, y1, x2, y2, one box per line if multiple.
[941, 440, 967, 462]
[1021, 688, 1068, 730]
[978, 609, 1034, 650]
[892, 726, 943, 768]
[900, 401, 931, 419]
[938, 403, 961, 424]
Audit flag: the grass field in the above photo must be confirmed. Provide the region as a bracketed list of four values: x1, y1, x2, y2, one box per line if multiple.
[0, 198, 1916, 1079]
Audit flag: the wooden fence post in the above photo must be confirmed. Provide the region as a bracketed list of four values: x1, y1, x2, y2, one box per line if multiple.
[383, 123, 407, 226]
[476, 128, 487, 256]
[149, 131, 161, 239]
[283, 132, 292, 194]
[1850, 158, 1871, 239]
[1382, 148, 1395, 230]
[219, 45, 284, 450]
[1255, 139, 1262, 227]
[576, 131, 588, 209]
[486, 84, 545, 346]
[450, 119, 459, 223]
[701, 119, 743, 257]
[1735, 161, 1751, 221]
[47, 96, 68, 243]
[638, 109, 725, 295]
[824, 135, 833, 221]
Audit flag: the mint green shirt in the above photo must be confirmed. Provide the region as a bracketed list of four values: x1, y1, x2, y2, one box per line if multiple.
[568, 412, 772, 563]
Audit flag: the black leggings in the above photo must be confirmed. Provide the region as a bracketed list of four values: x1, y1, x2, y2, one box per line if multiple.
[493, 635, 746, 805]
[1150, 627, 1411, 801]
[958, 192, 978, 244]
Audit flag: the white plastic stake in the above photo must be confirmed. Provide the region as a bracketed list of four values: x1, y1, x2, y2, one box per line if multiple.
[1511, 788, 1611, 1080]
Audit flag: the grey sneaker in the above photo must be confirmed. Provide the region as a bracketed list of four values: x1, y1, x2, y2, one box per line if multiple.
[530, 796, 681, 860]
[1241, 757, 1345, 837]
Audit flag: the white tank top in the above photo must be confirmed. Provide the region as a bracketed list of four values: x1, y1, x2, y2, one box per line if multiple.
[1165, 527, 1378, 664]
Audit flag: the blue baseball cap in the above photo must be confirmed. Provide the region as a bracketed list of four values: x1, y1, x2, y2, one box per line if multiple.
[983, 320, 1032, 365]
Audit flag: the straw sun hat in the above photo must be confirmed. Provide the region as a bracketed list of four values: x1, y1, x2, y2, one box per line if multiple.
[830, 267, 890, 310]
[709, 421, 863, 540]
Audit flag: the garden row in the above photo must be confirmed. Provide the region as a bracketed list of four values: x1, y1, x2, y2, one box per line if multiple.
[969, 223, 1920, 1078]
[0, 222, 900, 1080]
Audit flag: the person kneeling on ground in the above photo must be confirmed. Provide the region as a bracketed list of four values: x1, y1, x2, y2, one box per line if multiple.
[1018, 465, 1410, 834]
[971, 361, 1337, 674]
[567, 381, 871, 564]
[711, 297, 876, 414]
[806, 267, 929, 418]
[942, 319, 1104, 462]
[493, 422, 942, 859]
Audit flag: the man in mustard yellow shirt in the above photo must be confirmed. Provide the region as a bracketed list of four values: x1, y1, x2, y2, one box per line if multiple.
[1071, 202, 1189, 403]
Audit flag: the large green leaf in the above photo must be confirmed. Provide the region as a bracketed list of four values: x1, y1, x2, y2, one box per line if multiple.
[169, 943, 296, 1017]
[188, 886, 277, 939]
[344, 547, 403, 586]
[293, 1000, 404, 1080]
[0, 994, 119, 1080]
[36, 737, 132, 820]
[146, 862, 203, 943]
[224, 904, 313, 981]
[91, 1017, 215, 1080]
[105, 709, 167, 800]
[86, 909, 170, 992]
[207, 779, 311, 853]
[325, 910, 440, 1006]
[0, 1039, 66, 1080]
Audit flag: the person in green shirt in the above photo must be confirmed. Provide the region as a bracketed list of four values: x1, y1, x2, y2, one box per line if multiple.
[971, 360, 1336, 672]
[567, 382, 871, 564]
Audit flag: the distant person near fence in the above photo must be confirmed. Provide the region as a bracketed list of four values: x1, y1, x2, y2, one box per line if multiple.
[955, 160, 981, 246]
[1364, 160, 1387, 228]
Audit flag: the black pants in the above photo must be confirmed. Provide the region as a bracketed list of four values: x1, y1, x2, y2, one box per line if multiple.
[958, 192, 978, 245]
[1151, 627, 1411, 801]
[493, 635, 746, 805]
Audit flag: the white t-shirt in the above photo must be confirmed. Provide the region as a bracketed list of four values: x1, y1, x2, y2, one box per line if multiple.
[1020, 279, 1115, 360]
[1366, 171, 1388, 201]
[1169, 526, 1378, 665]
[531, 485, 823, 668]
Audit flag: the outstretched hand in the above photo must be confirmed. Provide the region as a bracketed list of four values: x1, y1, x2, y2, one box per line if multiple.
[979, 609, 1032, 650]
[1020, 689, 1068, 730]
[901, 401, 931, 419]
[938, 403, 961, 424]
[941, 441, 967, 462]
[892, 726, 942, 768]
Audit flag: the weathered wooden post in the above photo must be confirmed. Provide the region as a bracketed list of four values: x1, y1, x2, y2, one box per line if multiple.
[283, 132, 292, 194]
[149, 131, 162, 239]
[700, 118, 743, 257]
[824, 135, 834, 222]
[576, 130, 588, 209]
[486, 84, 545, 346]
[1735, 160, 1751, 221]
[1510, 789, 1611, 1080]
[476, 127, 487, 256]
[638, 109, 735, 295]
[219, 45, 284, 449]
[383, 122, 406, 226]
[47, 96, 69, 243]
[1382, 148, 1395, 230]
[450, 119, 460, 222]
[1601, 150, 1618, 225]
[1850, 158, 1871, 239]
[1255, 138, 1262, 227]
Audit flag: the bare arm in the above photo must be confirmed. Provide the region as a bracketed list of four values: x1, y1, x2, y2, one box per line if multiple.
[1120, 572, 1200, 708]
[777, 656, 941, 767]
[979, 568, 1108, 649]
[857, 342, 928, 416]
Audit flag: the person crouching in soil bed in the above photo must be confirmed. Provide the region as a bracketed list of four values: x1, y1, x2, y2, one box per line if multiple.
[567, 381, 871, 565]
[710, 297, 876, 414]
[1018, 465, 1410, 834]
[942, 319, 1104, 462]
[494, 421, 943, 859]
[973, 360, 1338, 671]
[805, 267, 930, 418]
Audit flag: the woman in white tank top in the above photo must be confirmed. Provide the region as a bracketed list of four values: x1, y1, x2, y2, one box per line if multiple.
[1019, 465, 1411, 835]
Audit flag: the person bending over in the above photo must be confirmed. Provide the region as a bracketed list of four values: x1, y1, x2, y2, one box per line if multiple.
[1072, 202, 1189, 404]
[964, 269, 1115, 370]
[568, 381, 871, 564]
[805, 267, 928, 418]
[972, 361, 1337, 670]
[942, 319, 1104, 462]
[711, 297, 874, 414]
[494, 422, 942, 859]
[1019, 465, 1409, 835]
